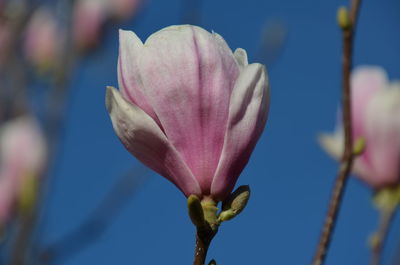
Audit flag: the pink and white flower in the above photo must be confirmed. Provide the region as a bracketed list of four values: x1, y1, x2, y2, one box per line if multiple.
[72, 0, 107, 50]
[0, 116, 47, 225]
[24, 8, 59, 69]
[107, 0, 142, 20]
[319, 66, 400, 189]
[106, 25, 269, 201]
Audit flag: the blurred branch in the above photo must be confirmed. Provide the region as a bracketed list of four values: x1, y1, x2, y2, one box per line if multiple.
[37, 167, 149, 265]
[9, 1, 78, 264]
[311, 1, 362, 265]
[371, 207, 397, 265]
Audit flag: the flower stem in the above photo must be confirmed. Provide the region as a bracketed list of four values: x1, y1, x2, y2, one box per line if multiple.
[311, 1, 362, 265]
[371, 207, 397, 265]
[192, 198, 218, 265]
[193, 227, 216, 265]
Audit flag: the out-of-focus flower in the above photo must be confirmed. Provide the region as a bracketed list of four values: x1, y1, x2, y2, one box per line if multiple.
[319, 66, 400, 189]
[106, 25, 269, 201]
[24, 8, 60, 71]
[0, 115, 47, 226]
[72, 0, 107, 51]
[107, 0, 142, 20]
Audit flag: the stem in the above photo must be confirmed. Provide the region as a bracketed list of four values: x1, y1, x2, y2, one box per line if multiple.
[193, 228, 216, 265]
[371, 208, 397, 265]
[311, 1, 362, 265]
[192, 198, 218, 265]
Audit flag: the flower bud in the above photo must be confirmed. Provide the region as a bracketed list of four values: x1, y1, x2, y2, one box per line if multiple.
[319, 66, 400, 189]
[72, 0, 107, 51]
[219, 185, 250, 221]
[0, 115, 47, 226]
[106, 25, 269, 201]
[24, 8, 60, 71]
[337, 6, 350, 30]
[187, 194, 205, 228]
[107, 0, 142, 21]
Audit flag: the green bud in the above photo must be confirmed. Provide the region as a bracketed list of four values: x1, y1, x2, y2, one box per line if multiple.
[201, 198, 218, 230]
[218, 209, 235, 221]
[368, 232, 380, 249]
[187, 195, 205, 228]
[337, 6, 351, 30]
[353, 137, 366, 156]
[18, 173, 38, 215]
[373, 185, 400, 212]
[219, 185, 250, 222]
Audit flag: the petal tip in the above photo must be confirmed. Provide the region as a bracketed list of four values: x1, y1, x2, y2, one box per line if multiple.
[233, 48, 249, 67]
[105, 86, 119, 114]
[318, 132, 343, 159]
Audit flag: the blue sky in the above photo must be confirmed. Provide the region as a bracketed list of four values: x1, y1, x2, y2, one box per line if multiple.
[40, 0, 400, 265]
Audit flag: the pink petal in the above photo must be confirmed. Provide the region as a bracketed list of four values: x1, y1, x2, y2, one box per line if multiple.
[211, 63, 269, 200]
[72, 0, 106, 49]
[106, 86, 201, 196]
[118, 30, 159, 124]
[0, 116, 47, 185]
[363, 83, 400, 188]
[137, 25, 239, 194]
[350, 66, 390, 186]
[351, 66, 388, 139]
[110, 0, 141, 20]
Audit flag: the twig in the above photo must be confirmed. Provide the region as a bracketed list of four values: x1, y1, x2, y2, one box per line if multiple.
[193, 227, 216, 265]
[371, 208, 397, 265]
[311, 1, 362, 265]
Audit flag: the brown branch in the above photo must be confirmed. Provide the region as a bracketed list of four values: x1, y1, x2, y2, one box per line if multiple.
[371, 208, 397, 265]
[311, 1, 362, 265]
[193, 226, 216, 265]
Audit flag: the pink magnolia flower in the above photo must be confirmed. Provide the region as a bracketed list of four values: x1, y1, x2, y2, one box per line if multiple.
[24, 8, 59, 69]
[106, 25, 269, 201]
[0, 116, 47, 225]
[319, 66, 400, 189]
[72, 0, 107, 50]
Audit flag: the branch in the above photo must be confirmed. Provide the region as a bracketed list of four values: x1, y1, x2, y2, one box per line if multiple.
[371, 207, 397, 265]
[37, 167, 148, 265]
[193, 228, 216, 265]
[311, 1, 362, 265]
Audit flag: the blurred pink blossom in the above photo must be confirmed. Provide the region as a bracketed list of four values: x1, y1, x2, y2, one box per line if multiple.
[72, 0, 107, 50]
[24, 8, 60, 69]
[106, 25, 269, 201]
[107, 0, 142, 20]
[319, 66, 400, 189]
[0, 116, 47, 225]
